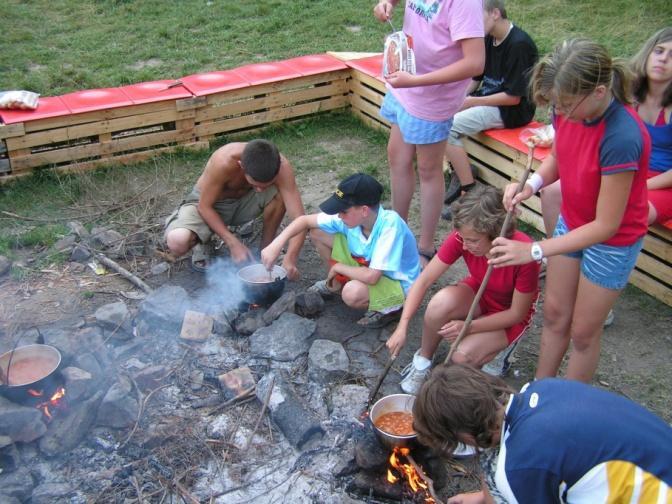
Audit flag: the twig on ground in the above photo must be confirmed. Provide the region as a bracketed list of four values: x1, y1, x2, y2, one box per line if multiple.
[129, 475, 143, 503]
[92, 250, 153, 294]
[243, 376, 275, 452]
[208, 388, 256, 416]
[119, 383, 171, 449]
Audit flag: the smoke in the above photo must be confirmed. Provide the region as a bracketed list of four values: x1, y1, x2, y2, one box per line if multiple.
[191, 257, 248, 314]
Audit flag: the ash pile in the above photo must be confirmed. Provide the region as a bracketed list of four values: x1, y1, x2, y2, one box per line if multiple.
[0, 259, 480, 503]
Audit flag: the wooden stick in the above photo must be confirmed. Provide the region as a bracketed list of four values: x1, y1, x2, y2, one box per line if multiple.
[406, 452, 442, 504]
[242, 376, 275, 452]
[94, 251, 153, 294]
[207, 387, 256, 416]
[367, 354, 397, 406]
[445, 145, 535, 364]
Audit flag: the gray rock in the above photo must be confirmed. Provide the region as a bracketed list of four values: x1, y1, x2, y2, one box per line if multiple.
[150, 261, 170, 276]
[94, 301, 133, 339]
[354, 426, 388, 471]
[257, 370, 324, 449]
[132, 364, 168, 391]
[124, 231, 147, 257]
[308, 339, 350, 383]
[137, 284, 191, 330]
[0, 396, 47, 443]
[41, 323, 105, 367]
[189, 369, 204, 391]
[295, 291, 325, 317]
[31, 483, 73, 504]
[39, 390, 104, 456]
[0, 435, 12, 449]
[70, 245, 91, 263]
[234, 309, 266, 336]
[0, 255, 11, 276]
[0, 467, 35, 502]
[0, 495, 21, 504]
[249, 312, 316, 361]
[91, 227, 124, 249]
[53, 234, 77, 252]
[67, 221, 89, 238]
[60, 366, 93, 402]
[96, 376, 139, 428]
[72, 352, 103, 378]
[262, 290, 296, 325]
[330, 384, 369, 420]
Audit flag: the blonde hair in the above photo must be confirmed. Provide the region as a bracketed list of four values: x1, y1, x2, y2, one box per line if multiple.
[530, 38, 633, 107]
[451, 185, 515, 240]
[631, 27, 672, 107]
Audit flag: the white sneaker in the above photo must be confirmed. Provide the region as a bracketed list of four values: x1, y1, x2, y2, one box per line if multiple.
[306, 279, 335, 298]
[399, 351, 432, 394]
[603, 309, 615, 327]
[482, 339, 520, 377]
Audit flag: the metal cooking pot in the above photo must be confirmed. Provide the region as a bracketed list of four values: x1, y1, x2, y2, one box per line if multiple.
[237, 264, 287, 306]
[369, 393, 417, 449]
[0, 344, 62, 402]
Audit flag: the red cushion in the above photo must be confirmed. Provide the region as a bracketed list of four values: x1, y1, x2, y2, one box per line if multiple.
[282, 54, 348, 76]
[663, 219, 672, 231]
[482, 122, 551, 161]
[60, 88, 134, 114]
[344, 54, 384, 82]
[232, 61, 302, 85]
[179, 70, 251, 97]
[121, 80, 193, 104]
[0, 96, 71, 124]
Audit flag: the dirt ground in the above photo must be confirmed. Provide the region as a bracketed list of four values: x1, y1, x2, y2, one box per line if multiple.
[1, 164, 670, 427]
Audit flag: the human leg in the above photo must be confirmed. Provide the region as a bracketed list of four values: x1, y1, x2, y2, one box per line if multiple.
[260, 192, 286, 248]
[540, 180, 562, 237]
[415, 140, 448, 256]
[535, 254, 581, 379]
[450, 329, 509, 367]
[341, 280, 369, 310]
[387, 124, 417, 221]
[164, 203, 212, 256]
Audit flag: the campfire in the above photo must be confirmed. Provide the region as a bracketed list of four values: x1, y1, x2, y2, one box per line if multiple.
[30, 386, 67, 421]
[388, 447, 438, 503]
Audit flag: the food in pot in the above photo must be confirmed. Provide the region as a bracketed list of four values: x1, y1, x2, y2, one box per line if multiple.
[383, 31, 416, 77]
[4, 357, 55, 385]
[374, 411, 415, 436]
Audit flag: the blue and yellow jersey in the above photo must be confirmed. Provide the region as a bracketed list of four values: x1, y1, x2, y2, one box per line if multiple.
[495, 379, 672, 503]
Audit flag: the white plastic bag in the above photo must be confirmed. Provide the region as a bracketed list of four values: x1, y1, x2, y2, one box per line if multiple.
[0, 90, 40, 110]
[519, 124, 554, 148]
[383, 31, 416, 77]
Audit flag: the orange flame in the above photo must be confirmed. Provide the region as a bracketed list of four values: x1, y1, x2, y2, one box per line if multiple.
[36, 387, 66, 422]
[387, 447, 435, 502]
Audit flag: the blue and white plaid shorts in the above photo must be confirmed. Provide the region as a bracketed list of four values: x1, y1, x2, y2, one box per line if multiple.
[380, 92, 453, 145]
[553, 215, 643, 290]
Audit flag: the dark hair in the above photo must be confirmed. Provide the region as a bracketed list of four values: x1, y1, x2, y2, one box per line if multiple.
[451, 185, 514, 240]
[484, 0, 507, 19]
[631, 27, 672, 107]
[413, 364, 513, 454]
[530, 38, 633, 107]
[241, 139, 281, 183]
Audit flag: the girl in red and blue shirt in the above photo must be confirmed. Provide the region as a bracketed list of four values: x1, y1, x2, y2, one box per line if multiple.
[491, 39, 649, 383]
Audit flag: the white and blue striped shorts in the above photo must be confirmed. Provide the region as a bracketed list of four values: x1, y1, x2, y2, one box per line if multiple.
[380, 92, 453, 145]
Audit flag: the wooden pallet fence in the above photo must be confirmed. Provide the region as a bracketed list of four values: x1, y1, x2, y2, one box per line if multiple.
[348, 68, 389, 132]
[2, 100, 199, 175]
[191, 70, 350, 141]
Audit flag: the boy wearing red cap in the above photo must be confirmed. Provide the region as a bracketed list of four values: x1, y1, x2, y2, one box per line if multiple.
[261, 173, 421, 327]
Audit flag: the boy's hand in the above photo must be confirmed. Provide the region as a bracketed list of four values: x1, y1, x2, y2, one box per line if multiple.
[373, 1, 394, 21]
[386, 324, 407, 357]
[260, 243, 282, 271]
[281, 257, 300, 281]
[229, 239, 255, 264]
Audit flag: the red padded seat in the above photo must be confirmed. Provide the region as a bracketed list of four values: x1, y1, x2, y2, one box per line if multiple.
[121, 80, 193, 104]
[0, 96, 71, 124]
[60, 87, 133, 114]
[482, 122, 551, 161]
[232, 61, 302, 86]
[282, 54, 348, 76]
[180, 70, 251, 97]
[344, 54, 384, 82]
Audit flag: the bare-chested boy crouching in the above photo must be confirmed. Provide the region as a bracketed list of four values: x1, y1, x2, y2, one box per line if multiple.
[164, 139, 305, 279]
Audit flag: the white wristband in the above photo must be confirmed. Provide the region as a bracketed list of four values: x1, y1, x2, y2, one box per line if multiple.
[525, 172, 544, 193]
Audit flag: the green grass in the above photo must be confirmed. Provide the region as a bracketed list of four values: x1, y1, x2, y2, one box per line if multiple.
[1, 1, 669, 95]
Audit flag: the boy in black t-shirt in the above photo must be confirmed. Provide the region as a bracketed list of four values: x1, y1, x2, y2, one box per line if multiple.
[444, 0, 538, 205]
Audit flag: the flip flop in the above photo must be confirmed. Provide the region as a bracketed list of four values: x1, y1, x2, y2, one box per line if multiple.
[190, 242, 214, 273]
[418, 247, 436, 269]
[356, 308, 402, 329]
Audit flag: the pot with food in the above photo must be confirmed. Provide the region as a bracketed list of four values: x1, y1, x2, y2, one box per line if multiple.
[0, 344, 62, 402]
[237, 264, 287, 306]
[369, 393, 417, 448]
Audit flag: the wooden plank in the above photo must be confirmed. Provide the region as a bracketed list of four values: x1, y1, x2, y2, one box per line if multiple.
[350, 94, 389, 128]
[175, 96, 208, 112]
[642, 233, 672, 263]
[9, 128, 193, 170]
[0, 123, 26, 140]
[327, 51, 382, 61]
[649, 224, 672, 243]
[630, 270, 672, 306]
[195, 79, 348, 123]
[21, 101, 180, 133]
[6, 108, 195, 150]
[194, 95, 348, 137]
[635, 252, 672, 286]
[351, 108, 389, 133]
[350, 70, 386, 94]
[350, 79, 385, 107]
[463, 137, 527, 181]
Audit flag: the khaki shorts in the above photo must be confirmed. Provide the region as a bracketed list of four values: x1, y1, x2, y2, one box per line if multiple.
[164, 186, 278, 243]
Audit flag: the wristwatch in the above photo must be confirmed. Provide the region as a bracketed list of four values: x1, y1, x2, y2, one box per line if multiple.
[530, 242, 544, 262]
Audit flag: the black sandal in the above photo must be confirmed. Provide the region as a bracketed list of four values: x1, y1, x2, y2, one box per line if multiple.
[418, 247, 436, 268]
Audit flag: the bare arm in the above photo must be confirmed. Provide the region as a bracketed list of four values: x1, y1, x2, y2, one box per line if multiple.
[275, 157, 307, 270]
[491, 171, 636, 266]
[261, 214, 316, 270]
[386, 256, 449, 356]
[461, 92, 521, 111]
[329, 263, 383, 285]
[647, 169, 672, 191]
[386, 37, 485, 88]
